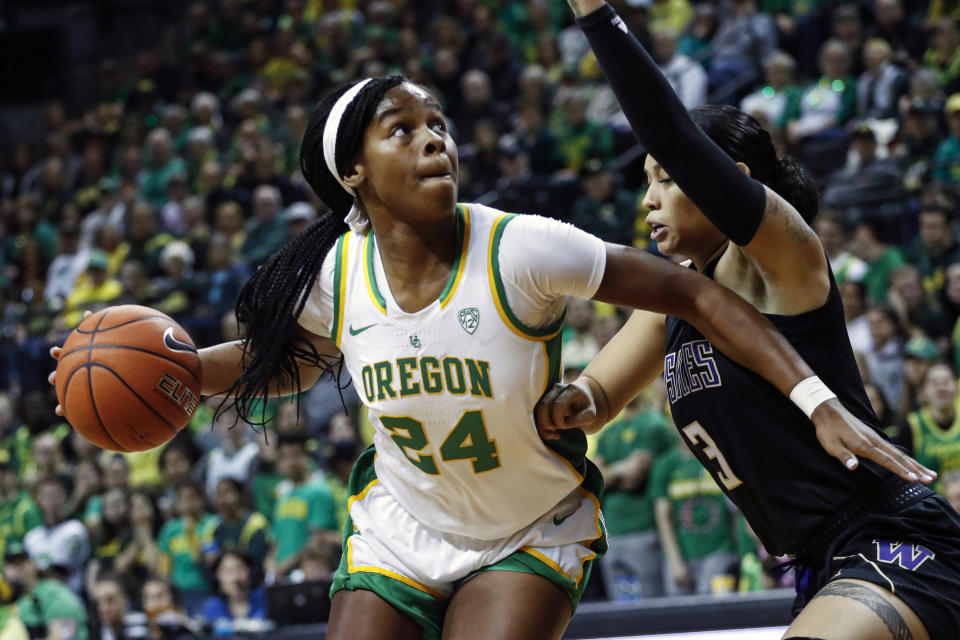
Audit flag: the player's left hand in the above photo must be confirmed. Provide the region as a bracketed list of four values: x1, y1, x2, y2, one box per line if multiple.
[535, 376, 609, 440]
[812, 398, 936, 484]
[48, 310, 92, 417]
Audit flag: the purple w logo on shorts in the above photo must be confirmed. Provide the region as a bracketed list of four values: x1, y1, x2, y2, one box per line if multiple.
[873, 540, 935, 571]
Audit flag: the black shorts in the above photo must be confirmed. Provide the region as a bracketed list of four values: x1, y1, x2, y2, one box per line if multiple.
[793, 493, 960, 640]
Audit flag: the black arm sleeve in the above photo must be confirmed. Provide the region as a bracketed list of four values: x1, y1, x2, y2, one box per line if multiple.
[578, 5, 767, 246]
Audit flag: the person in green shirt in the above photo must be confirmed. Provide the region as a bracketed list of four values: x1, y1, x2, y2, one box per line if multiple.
[850, 222, 905, 304]
[156, 482, 218, 616]
[571, 159, 640, 246]
[269, 433, 337, 579]
[139, 129, 188, 206]
[650, 441, 739, 596]
[0, 464, 42, 567]
[594, 396, 676, 599]
[551, 94, 614, 171]
[898, 362, 960, 494]
[209, 478, 272, 575]
[2, 542, 87, 640]
[240, 185, 290, 268]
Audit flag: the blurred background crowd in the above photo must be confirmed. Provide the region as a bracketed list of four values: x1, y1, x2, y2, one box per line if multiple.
[5, 0, 960, 636]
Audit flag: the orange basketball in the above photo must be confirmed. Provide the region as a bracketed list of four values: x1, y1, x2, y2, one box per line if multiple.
[55, 305, 203, 452]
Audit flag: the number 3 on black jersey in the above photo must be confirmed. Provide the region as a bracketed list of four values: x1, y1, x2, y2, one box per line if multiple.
[682, 421, 744, 490]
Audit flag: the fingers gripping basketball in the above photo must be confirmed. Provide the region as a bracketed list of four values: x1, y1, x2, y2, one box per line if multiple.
[55, 305, 203, 452]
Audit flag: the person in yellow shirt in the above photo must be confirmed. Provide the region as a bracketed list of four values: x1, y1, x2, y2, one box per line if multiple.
[648, 0, 694, 33]
[62, 250, 122, 327]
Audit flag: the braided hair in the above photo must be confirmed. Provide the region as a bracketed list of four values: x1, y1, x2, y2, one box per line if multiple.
[222, 75, 405, 426]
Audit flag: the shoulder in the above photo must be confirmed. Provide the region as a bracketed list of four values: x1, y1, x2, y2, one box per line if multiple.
[60, 519, 88, 538]
[203, 596, 228, 619]
[23, 526, 42, 546]
[246, 512, 270, 530]
[159, 519, 179, 536]
[307, 478, 334, 497]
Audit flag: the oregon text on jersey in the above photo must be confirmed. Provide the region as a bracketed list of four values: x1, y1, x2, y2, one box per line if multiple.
[664, 339, 722, 404]
[359, 356, 493, 403]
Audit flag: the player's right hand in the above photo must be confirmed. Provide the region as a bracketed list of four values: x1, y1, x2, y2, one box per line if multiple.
[48, 310, 92, 417]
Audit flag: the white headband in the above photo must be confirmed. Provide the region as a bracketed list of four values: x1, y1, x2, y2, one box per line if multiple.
[322, 79, 374, 234]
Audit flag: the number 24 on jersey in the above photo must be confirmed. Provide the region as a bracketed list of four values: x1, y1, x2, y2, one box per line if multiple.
[381, 410, 500, 475]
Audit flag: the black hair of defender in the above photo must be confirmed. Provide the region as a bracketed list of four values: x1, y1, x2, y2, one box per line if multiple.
[690, 104, 820, 224]
[218, 76, 405, 429]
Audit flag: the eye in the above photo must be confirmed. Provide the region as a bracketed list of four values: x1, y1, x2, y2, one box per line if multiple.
[430, 119, 447, 133]
[390, 124, 410, 138]
[658, 178, 673, 185]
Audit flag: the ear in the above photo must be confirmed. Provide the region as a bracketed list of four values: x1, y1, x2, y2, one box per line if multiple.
[735, 162, 752, 177]
[342, 162, 365, 191]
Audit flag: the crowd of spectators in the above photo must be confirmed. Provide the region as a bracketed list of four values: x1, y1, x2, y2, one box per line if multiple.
[6, 0, 960, 635]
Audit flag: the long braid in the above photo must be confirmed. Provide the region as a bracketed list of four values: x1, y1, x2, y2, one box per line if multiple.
[220, 75, 405, 426]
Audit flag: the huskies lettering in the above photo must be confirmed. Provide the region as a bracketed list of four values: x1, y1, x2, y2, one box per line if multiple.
[873, 540, 935, 571]
[665, 340, 722, 404]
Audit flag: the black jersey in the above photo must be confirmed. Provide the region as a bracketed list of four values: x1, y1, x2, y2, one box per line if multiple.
[664, 259, 892, 555]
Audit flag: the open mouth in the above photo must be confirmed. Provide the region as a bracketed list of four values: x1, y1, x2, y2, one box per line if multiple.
[649, 221, 667, 241]
[420, 171, 453, 180]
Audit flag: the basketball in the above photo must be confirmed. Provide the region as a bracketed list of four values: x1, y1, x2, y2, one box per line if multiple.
[54, 305, 203, 452]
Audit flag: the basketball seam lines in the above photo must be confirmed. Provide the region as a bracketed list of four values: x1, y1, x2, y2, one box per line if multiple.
[62, 363, 130, 452]
[82, 309, 131, 452]
[87, 368, 130, 452]
[90, 362, 182, 435]
[74, 315, 169, 334]
[59, 344, 201, 384]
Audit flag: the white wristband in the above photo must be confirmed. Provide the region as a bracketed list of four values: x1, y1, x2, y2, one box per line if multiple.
[789, 376, 837, 418]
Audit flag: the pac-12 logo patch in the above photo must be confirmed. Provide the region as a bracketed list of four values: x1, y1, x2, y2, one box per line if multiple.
[873, 540, 935, 571]
[458, 308, 479, 335]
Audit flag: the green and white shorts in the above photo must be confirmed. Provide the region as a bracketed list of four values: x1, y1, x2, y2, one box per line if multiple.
[331, 447, 607, 639]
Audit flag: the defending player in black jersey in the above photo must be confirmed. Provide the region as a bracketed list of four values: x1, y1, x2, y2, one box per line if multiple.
[537, 2, 960, 639]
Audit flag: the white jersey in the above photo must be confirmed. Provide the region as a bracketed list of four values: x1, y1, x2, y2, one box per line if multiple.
[299, 203, 606, 539]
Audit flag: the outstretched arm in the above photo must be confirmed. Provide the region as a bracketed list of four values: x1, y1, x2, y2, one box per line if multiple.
[570, 1, 828, 299]
[536, 243, 936, 484]
[593, 244, 805, 399]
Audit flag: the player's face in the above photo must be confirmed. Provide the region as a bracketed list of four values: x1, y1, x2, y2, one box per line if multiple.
[351, 83, 458, 223]
[642, 155, 726, 262]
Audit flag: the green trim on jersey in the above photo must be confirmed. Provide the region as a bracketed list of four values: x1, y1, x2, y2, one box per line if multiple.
[363, 232, 388, 314]
[437, 205, 470, 307]
[540, 333, 604, 525]
[331, 232, 350, 347]
[488, 213, 565, 340]
[363, 205, 470, 317]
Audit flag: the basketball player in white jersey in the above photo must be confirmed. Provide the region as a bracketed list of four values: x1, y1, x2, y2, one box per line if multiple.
[51, 76, 928, 640]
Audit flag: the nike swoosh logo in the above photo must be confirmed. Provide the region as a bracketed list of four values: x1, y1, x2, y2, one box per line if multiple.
[349, 323, 377, 336]
[163, 327, 197, 354]
[553, 512, 573, 526]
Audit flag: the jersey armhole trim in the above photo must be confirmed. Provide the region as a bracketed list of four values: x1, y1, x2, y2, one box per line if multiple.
[331, 232, 351, 347]
[487, 213, 565, 341]
[363, 232, 388, 315]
